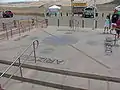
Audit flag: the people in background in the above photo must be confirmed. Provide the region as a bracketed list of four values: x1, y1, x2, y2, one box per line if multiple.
[107, 14, 111, 29]
[110, 13, 119, 33]
[104, 16, 110, 33]
[115, 16, 120, 38]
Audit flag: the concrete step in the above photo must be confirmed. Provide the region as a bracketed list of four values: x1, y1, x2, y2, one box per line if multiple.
[0, 71, 87, 90]
[0, 61, 87, 90]
[0, 60, 120, 90]
[0, 59, 120, 83]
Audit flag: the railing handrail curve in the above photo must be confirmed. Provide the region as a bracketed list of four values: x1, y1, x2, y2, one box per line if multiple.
[0, 39, 39, 78]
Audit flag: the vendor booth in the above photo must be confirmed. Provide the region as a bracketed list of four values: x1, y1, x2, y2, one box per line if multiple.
[48, 5, 61, 16]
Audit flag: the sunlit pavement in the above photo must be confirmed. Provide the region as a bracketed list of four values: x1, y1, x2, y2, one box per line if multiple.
[0, 26, 120, 90]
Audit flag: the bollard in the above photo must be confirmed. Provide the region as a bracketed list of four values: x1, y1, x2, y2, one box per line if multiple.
[82, 20, 84, 28]
[32, 19, 35, 26]
[102, 13, 104, 17]
[57, 19, 59, 27]
[96, 13, 98, 17]
[61, 12, 62, 16]
[71, 20, 74, 28]
[69, 20, 72, 28]
[66, 13, 68, 16]
[45, 19, 48, 27]
[95, 20, 97, 28]
[13, 20, 17, 28]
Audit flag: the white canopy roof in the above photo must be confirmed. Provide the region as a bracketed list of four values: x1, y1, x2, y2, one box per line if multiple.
[49, 5, 61, 9]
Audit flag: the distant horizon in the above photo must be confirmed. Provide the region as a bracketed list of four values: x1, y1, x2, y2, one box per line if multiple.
[0, 0, 39, 3]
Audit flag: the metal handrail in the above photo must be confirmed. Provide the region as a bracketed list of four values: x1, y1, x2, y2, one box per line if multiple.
[1, 51, 34, 87]
[0, 40, 39, 79]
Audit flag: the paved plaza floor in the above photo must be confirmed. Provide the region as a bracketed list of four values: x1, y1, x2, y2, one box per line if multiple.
[0, 26, 120, 90]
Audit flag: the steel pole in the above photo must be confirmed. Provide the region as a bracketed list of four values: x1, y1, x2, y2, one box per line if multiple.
[33, 42, 37, 63]
[93, 0, 96, 30]
[44, 4, 47, 19]
[18, 58, 23, 77]
[71, 0, 74, 29]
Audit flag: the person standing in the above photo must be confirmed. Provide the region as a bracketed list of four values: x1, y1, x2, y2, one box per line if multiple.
[107, 14, 111, 29]
[104, 16, 110, 33]
[115, 17, 120, 38]
[110, 13, 119, 33]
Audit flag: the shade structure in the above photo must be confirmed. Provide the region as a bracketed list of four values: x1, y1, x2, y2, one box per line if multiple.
[48, 5, 61, 15]
[49, 5, 61, 9]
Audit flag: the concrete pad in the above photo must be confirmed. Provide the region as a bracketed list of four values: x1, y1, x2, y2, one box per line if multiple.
[4, 80, 59, 90]
[0, 26, 120, 90]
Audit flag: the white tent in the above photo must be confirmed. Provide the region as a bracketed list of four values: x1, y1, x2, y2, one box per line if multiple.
[47, 5, 61, 15]
[49, 5, 61, 9]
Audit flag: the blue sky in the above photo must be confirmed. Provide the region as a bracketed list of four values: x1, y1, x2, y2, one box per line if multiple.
[0, 0, 38, 3]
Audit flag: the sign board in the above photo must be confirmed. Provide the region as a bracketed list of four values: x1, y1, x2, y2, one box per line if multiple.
[72, 3, 87, 7]
[73, 7, 84, 14]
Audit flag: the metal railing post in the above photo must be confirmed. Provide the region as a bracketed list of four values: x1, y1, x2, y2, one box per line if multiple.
[35, 16, 38, 28]
[95, 20, 97, 28]
[2, 23, 5, 31]
[5, 24, 9, 40]
[18, 58, 23, 77]
[88, 79, 90, 90]
[114, 34, 117, 46]
[13, 20, 17, 28]
[33, 42, 37, 63]
[10, 28, 13, 38]
[28, 19, 30, 31]
[69, 20, 72, 28]
[82, 20, 84, 28]
[107, 81, 110, 90]
[66, 13, 68, 16]
[71, 19, 74, 29]
[102, 13, 104, 17]
[20, 22, 24, 33]
[74, 20, 77, 30]
[61, 12, 62, 16]
[0, 40, 39, 88]
[18, 21, 21, 36]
